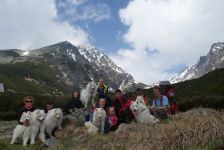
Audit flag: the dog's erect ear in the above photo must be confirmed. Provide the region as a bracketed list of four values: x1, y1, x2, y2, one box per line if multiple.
[37, 110, 40, 114]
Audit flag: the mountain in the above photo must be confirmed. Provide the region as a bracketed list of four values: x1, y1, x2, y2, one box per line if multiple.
[0, 41, 146, 94]
[171, 42, 224, 83]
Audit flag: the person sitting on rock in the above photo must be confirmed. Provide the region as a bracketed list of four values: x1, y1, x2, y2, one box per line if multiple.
[150, 86, 170, 120]
[44, 100, 54, 114]
[129, 88, 149, 105]
[104, 106, 118, 133]
[88, 97, 107, 122]
[18, 96, 35, 126]
[44, 100, 56, 141]
[113, 89, 134, 124]
[63, 90, 84, 115]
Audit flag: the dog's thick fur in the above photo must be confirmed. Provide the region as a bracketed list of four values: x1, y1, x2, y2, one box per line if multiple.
[11, 112, 32, 146]
[85, 108, 106, 134]
[29, 109, 45, 144]
[44, 108, 63, 139]
[130, 101, 159, 125]
[80, 81, 97, 107]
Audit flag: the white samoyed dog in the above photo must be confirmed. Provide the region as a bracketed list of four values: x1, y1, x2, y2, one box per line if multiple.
[130, 101, 159, 125]
[44, 108, 63, 139]
[85, 108, 106, 134]
[29, 109, 45, 144]
[11, 111, 32, 146]
[135, 96, 146, 106]
[80, 81, 97, 107]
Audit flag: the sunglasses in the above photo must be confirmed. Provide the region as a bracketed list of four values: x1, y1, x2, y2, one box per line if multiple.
[25, 101, 32, 103]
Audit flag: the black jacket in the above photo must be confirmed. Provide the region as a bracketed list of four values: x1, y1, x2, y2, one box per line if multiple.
[63, 98, 84, 115]
[18, 107, 35, 125]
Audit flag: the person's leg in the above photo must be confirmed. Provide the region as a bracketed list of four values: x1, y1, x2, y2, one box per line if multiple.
[118, 109, 132, 124]
[89, 112, 93, 122]
[153, 109, 168, 120]
[104, 118, 111, 133]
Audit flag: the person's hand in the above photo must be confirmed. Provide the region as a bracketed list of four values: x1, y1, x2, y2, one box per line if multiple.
[69, 109, 73, 113]
[23, 120, 30, 127]
[149, 106, 155, 111]
[73, 108, 77, 112]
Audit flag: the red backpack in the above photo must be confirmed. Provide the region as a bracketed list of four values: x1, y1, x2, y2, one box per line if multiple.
[165, 87, 178, 114]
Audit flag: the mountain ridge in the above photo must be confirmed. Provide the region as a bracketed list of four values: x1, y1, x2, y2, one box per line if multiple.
[0, 41, 147, 93]
[171, 42, 224, 83]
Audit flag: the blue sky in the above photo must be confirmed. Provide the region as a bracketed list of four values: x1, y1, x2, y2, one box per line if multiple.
[0, 0, 224, 84]
[55, 0, 131, 53]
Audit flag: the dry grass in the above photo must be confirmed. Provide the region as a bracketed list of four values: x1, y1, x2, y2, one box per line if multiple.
[49, 108, 224, 150]
[115, 108, 224, 150]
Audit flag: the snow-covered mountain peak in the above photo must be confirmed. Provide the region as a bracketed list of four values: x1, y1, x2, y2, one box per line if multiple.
[77, 45, 126, 74]
[210, 42, 224, 53]
[171, 42, 224, 83]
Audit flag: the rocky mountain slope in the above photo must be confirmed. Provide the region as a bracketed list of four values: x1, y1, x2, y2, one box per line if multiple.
[0, 41, 146, 93]
[171, 42, 224, 83]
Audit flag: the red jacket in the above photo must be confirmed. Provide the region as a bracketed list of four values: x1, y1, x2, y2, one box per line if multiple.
[108, 115, 118, 126]
[114, 96, 132, 114]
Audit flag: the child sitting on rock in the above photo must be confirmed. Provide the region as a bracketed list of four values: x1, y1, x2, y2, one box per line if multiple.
[104, 106, 118, 133]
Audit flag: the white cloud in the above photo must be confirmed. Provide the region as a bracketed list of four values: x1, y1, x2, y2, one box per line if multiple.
[57, 0, 111, 23]
[111, 0, 224, 84]
[0, 0, 89, 50]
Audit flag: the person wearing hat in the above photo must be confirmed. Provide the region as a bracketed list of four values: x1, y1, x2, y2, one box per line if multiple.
[129, 88, 149, 105]
[18, 96, 35, 126]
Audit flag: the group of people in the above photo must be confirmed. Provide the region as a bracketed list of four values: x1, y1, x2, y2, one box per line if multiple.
[18, 79, 178, 134]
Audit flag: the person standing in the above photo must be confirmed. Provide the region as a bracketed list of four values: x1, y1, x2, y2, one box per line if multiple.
[97, 79, 111, 107]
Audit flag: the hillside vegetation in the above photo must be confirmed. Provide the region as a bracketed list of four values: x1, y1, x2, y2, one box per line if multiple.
[0, 62, 71, 120]
[0, 62, 71, 94]
[0, 66, 224, 120]
[139, 68, 224, 111]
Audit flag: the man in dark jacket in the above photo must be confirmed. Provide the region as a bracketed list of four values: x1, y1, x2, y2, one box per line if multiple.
[113, 89, 133, 124]
[63, 90, 84, 115]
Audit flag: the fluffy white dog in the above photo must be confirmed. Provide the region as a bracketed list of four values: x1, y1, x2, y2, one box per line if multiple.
[130, 101, 159, 125]
[85, 108, 106, 134]
[44, 108, 63, 139]
[136, 96, 146, 106]
[80, 81, 97, 107]
[11, 111, 32, 146]
[29, 109, 45, 144]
